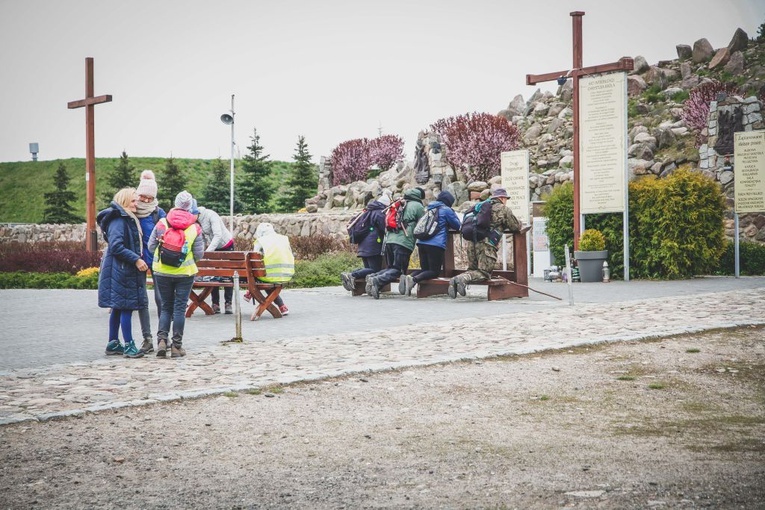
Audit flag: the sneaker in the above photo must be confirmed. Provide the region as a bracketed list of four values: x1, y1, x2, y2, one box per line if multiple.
[171, 343, 186, 358]
[243, 291, 252, 303]
[279, 304, 289, 316]
[369, 278, 380, 300]
[156, 339, 168, 357]
[456, 280, 467, 297]
[398, 277, 407, 295]
[105, 340, 124, 356]
[212, 304, 221, 314]
[224, 303, 233, 315]
[341, 272, 355, 292]
[405, 275, 416, 296]
[447, 278, 458, 299]
[123, 342, 145, 359]
[365, 275, 375, 296]
[139, 338, 154, 354]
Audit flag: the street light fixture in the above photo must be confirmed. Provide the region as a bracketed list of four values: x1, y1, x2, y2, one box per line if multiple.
[220, 94, 235, 234]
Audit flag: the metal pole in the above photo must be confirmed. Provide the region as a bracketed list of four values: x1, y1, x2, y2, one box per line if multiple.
[232, 271, 243, 342]
[229, 94, 235, 235]
[564, 244, 574, 306]
[734, 212, 740, 278]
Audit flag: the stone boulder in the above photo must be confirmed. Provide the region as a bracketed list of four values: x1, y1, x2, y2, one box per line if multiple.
[632, 55, 650, 73]
[727, 28, 748, 54]
[724, 51, 745, 76]
[709, 48, 730, 70]
[627, 75, 647, 97]
[676, 44, 692, 60]
[692, 38, 714, 63]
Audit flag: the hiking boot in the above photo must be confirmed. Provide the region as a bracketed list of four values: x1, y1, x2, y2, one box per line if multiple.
[279, 304, 289, 316]
[156, 339, 168, 357]
[341, 272, 355, 292]
[369, 278, 380, 300]
[105, 340, 124, 356]
[139, 338, 154, 354]
[447, 278, 458, 299]
[171, 343, 186, 358]
[405, 275, 416, 296]
[224, 303, 233, 315]
[212, 304, 221, 314]
[398, 277, 407, 295]
[364, 275, 375, 296]
[456, 280, 467, 297]
[123, 342, 144, 359]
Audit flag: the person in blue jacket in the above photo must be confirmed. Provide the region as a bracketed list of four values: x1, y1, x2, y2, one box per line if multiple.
[97, 187, 149, 359]
[340, 194, 389, 291]
[399, 190, 461, 296]
[134, 170, 166, 354]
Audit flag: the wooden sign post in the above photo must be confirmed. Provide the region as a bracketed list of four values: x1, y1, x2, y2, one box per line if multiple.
[68, 57, 112, 252]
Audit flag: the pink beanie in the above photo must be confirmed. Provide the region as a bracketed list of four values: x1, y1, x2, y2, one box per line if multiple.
[136, 170, 158, 198]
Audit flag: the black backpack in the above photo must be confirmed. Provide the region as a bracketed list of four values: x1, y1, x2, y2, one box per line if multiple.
[347, 209, 375, 244]
[461, 200, 492, 241]
[413, 207, 440, 240]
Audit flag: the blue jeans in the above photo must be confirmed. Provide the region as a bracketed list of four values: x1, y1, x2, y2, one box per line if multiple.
[154, 274, 195, 344]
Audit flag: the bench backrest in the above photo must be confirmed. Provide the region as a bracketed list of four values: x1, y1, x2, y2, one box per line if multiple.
[195, 251, 266, 279]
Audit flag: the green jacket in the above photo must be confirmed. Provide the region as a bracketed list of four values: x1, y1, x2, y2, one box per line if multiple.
[384, 189, 425, 252]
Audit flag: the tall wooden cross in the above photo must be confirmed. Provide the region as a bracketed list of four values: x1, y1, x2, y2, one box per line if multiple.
[526, 11, 633, 251]
[68, 57, 112, 252]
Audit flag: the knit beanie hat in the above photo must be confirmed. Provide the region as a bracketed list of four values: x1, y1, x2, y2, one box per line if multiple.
[136, 170, 158, 198]
[174, 190, 199, 214]
[378, 193, 391, 206]
[437, 190, 455, 208]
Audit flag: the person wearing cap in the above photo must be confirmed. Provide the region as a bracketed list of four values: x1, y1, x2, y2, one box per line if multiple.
[366, 187, 425, 299]
[147, 190, 204, 357]
[400, 190, 462, 296]
[134, 170, 166, 354]
[340, 193, 389, 292]
[195, 201, 235, 314]
[246, 222, 293, 317]
[448, 187, 521, 299]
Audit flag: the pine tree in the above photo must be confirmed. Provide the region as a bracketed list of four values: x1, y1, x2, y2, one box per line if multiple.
[200, 158, 241, 215]
[238, 128, 274, 214]
[159, 156, 187, 211]
[101, 151, 137, 205]
[43, 163, 83, 224]
[278, 136, 318, 212]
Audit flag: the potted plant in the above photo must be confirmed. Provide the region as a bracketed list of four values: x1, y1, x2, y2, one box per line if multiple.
[574, 229, 608, 282]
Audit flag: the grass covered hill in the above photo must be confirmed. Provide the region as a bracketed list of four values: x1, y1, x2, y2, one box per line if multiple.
[0, 157, 295, 224]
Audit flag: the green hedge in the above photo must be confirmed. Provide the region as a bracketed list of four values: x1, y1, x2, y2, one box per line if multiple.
[0, 271, 99, 289]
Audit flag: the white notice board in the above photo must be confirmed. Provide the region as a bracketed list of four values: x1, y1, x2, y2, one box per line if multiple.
[500, 149, 530, 225]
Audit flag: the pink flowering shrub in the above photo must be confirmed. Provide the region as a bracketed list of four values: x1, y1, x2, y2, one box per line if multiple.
[681, 80, 742, 146]
[430, 112, 520, 182]
[330, 135, 405, 185]
[369, 134, 405, 173]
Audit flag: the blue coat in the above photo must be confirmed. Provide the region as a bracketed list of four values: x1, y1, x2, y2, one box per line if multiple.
[356, 200, 388, 258]
[97, 202, 149, 310]
[138, 206, 166, 266]
[416, 201, 462, 250]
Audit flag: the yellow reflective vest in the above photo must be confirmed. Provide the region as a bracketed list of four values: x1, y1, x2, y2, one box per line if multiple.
[256, 233, 295, 283]
[152, 221, 200, 276]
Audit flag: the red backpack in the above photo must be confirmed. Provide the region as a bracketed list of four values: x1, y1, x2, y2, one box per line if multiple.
[156, 221, 190, 267]
[385, 198, 407, 232]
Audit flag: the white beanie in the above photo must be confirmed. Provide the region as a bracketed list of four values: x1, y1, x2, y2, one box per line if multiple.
[136, 170, 158, 198]
[378, 191, 391, 206]
[174, 190, 198, 214]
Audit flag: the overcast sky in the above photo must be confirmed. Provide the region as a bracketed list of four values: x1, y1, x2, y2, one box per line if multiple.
[1, 0, 762, 165]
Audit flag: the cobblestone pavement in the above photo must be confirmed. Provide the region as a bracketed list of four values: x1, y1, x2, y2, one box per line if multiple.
[1, 277, 764, 425]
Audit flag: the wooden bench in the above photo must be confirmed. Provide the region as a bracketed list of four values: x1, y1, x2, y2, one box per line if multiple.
[184, 251, 284, 320]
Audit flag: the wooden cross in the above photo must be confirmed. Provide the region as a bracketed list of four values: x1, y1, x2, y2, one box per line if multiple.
[526, 11, 633, 251]
[68, 57, 112, 252]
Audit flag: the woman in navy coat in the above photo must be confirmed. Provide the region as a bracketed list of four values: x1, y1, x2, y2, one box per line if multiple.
[97, 187, 149, 358]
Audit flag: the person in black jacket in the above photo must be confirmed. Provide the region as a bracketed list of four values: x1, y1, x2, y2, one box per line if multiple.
[97, 187, 149, 359]
[340, 195, 390, 291]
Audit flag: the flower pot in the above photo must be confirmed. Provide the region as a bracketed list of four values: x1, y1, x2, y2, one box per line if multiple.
[574, 250, 609, 282]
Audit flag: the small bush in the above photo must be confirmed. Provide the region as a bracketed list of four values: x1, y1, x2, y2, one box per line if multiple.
[289, 251, 357, 288]
[681, 80, 742, 146]
[0, 241, 102, 274]
[714, 240, 765, 275]
[0, 271, 98, 289]
[579, 229, 606, 251]
[541, 182, 574, 265]
[290, 234, 352, 261]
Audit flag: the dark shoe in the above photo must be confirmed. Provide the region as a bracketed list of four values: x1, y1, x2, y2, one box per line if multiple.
[447, 278, 458, 299]
[364, 275, 375, 296]
[456, 279, 467, 297]
[243, 291, 252, 303]
[398, 277, 407, 295]
[341, 272, 355, 292]
[139, 338, 154, 354]
[156, 339, 168, 357]
[171, 343, 186, 358]
[224, 303, 233, 315]
[279, 304, 289, 316]
[123, 342, 144, 359]
[212, 304, 221, 314]
[405, 275, 416, 296]
[105, 340, 124, 356]
[369, 278, 380, 300]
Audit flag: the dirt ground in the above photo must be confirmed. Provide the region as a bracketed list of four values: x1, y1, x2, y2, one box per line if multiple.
[1, 327, 764, 509]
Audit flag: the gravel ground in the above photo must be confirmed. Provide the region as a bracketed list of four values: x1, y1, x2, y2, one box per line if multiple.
[1, 327, 764, 509]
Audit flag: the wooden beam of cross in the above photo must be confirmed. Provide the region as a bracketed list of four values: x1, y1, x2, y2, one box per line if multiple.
[526, 11, 633, 251]
[68, 57, 112, 253]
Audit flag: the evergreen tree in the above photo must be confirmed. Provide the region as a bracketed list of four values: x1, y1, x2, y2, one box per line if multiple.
[238, 128, 274, 214]
[43, 163, 83, 224]
[200, 158, 241, 214]
[159, 156, 187, 211]
[278, 136, 318, 212]
[101, 151, 137, 205]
